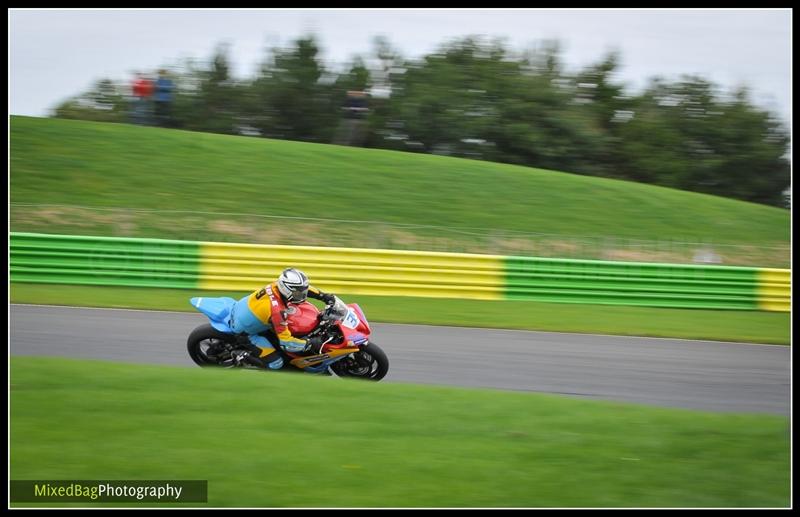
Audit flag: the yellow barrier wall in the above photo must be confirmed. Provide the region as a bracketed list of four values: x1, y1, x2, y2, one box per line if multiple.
[200, 242, 505, 300]
[757, 269, 791, 312]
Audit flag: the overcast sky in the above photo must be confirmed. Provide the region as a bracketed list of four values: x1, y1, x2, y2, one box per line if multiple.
[9, 8, 793, 127]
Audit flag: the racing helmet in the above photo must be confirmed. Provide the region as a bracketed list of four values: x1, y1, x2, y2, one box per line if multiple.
[277, 268, 309, 303]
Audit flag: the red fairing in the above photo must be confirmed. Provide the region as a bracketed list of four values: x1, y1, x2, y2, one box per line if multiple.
[350, 303, 371, 334]
[286, 302, 320, 336]
[285, 301, 373, 350]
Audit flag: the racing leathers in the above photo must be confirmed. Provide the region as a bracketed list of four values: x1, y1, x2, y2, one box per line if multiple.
[228, 283, 334, 369]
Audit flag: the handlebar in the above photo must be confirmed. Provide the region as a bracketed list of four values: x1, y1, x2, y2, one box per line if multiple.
[321, 296, 348, 322]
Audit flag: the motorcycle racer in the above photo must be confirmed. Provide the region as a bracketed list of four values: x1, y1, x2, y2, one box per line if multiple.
[225, 268, 337, 370]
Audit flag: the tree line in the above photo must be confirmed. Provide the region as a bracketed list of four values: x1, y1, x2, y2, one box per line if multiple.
[52, 35, 791, 207]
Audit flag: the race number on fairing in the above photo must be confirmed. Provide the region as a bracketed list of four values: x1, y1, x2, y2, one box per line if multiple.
[342, 309, 360, 329]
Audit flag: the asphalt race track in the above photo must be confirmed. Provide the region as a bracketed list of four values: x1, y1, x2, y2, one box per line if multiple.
[10, 304, 790, 415]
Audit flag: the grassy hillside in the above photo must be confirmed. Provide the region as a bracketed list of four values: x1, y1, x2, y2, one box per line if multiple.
[10, 357, 790, 508]
[10, 116, 789, 265]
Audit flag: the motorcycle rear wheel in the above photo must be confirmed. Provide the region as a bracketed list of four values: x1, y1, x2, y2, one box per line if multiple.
[187, 323, 239, 367]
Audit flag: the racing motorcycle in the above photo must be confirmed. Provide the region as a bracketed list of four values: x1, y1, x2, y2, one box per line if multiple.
[186, 294, 389, 381]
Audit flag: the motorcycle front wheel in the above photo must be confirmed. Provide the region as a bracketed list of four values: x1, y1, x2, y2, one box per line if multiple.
[330, 342, 389, 381]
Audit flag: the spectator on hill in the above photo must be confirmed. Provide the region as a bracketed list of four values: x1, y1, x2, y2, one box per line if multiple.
[153, 69, 175, 128]
[335, 90, 370, 146]
[131, 72, 154, 125]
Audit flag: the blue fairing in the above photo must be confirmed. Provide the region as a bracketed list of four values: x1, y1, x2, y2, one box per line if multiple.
[190, 297, 236, 333]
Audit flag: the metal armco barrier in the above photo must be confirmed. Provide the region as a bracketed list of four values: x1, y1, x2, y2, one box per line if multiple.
[757, 268, 791, 312]
[505, 256, 761, 310]
[199, 241, 505, 300]
[10, 233, 201, 288]
[10, 232, 790, 311]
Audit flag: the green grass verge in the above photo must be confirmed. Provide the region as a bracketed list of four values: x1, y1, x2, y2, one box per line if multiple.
[11, 283, 790, 345]
[10, 356, 790, 508]
[10, 116, 789, 266]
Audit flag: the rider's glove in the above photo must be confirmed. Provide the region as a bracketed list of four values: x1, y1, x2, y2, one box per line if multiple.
[321, 293, 336, 305]
[305, 336, 324, 354]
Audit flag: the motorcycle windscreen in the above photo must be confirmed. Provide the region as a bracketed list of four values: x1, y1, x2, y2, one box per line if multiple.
[190, 297, 236, 333]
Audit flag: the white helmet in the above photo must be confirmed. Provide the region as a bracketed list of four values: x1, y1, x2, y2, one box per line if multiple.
[277, 268, 309, 303]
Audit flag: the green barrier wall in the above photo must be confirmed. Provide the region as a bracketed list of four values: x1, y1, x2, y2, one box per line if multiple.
[9, 233, 790, 311]
[505, 256, 760, 310]
[10, 232, 201, 289]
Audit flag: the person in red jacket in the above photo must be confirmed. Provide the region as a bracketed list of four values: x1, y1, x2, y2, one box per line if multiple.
[131, 72, 154, 125]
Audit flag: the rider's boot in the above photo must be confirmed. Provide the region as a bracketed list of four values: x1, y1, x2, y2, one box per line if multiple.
[257, 349, 284, 370]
